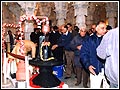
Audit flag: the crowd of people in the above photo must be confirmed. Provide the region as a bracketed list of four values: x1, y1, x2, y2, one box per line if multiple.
[3, 21, 118, 88]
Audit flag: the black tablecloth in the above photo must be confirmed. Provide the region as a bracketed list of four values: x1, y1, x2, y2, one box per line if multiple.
[29, 58, 63, 88]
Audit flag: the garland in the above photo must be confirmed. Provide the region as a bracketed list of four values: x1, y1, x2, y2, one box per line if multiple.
[18, 15, 49, 56]
[18, 15, 43, 56]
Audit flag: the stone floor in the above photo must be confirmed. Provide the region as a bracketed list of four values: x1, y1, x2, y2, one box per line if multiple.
[1, 71, 90, 89]
[59, 71, 90, 88]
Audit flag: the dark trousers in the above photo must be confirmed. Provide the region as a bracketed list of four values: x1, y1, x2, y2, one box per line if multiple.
[75, 67, 89, 86]
[82, 69, 89, 87]
[36, 46, 39, 58]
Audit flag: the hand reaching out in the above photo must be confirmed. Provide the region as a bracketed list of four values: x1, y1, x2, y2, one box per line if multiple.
[88, 65, 96, 75]
[51, 45, 58, 50]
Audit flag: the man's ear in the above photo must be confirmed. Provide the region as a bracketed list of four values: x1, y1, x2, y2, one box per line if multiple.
[96, 25, 99, 32]
[35, 43, 37, 47]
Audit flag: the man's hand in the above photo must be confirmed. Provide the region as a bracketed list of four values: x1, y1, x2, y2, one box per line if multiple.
[88, 65, 96, 75]
[51, 45, 58, 50]
[42, 42, 50, 46]
[77, 45, 82, 50]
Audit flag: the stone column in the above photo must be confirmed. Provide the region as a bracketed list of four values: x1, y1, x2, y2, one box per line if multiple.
[106, 2, 118, 28]
[18, 2, 36, 40]
[73, 2, 88, 28]
[54, 2, 67, 26]
[24, 22, 34, 40]
[25, 2, 36, 40]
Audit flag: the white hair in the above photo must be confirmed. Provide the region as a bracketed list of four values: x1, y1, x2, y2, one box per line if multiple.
[79, 27, 86, 33]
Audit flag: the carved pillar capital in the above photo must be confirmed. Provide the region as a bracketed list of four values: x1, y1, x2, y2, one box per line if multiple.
[18, 2, 36, 17]
[73, 2, 88, 28]
[18, 2, 36, 40]
[54, 2, 67, 26]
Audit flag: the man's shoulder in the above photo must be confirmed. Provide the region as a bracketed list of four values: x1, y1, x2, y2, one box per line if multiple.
[30, 32, 36, 36]
[82, 34, 95, 45]
[103, 27, 119, 41]
[106, 27, 118, 36]
[30, 32, 35, 34]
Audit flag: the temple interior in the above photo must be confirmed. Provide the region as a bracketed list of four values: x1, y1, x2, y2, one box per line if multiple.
[2, 2, 118, 36]
[1, 1, 118, 89]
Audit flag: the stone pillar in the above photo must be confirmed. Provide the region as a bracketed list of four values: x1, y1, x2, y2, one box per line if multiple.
[73, 2, 88, 28]
[18, 2, 36, 17]
[54, 2, 67, 26]
[25, 2, 36, 40]
[106, 2, 118, 28]
[25, 22, 34, 40]
[18, 2, 36, 40]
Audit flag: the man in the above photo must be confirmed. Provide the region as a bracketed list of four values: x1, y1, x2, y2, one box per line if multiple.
[97, 27, 119, 88]
[30, 28, 43, 58]
[70, 27, 89, 87]
[6, 30, 15, 52]
[52, 24, 73, 79]
[66, 23, 78, 76]
[8, 40, 37, 62]
[49, 25, 63, 61]
[67, 23, 78, 38]
[8, 40, 37, 80]
[91, 24, 96, 33]
[80, 21, 107, 88]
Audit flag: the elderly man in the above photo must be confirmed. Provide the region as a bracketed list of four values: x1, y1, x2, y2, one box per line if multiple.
[70, 27, 89, 87]
[80, 21, 107, 88]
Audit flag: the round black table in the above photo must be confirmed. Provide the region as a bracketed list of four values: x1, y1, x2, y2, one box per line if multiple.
[29, 58, 63, 88]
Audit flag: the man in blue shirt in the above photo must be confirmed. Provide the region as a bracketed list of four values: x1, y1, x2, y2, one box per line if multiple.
[52, 24, 74, 79]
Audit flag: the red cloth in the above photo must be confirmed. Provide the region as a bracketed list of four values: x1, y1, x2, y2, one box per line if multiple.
[29, 74, 41, 88]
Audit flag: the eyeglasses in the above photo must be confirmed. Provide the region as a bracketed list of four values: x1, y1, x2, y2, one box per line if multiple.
[97, 24, 107, 30]
[81, 30, 86, 32]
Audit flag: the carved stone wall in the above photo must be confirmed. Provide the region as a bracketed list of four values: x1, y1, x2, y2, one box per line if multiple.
[2, 2, 22, 35]
[47, 2, 56, 26]
[35, 2, 52, 17]
[86, 2, 106, 29]
[106, 2, 118, 28]
[86, 2, 118, 29]
[86, 2, 96, 29]
[2, 2, 118, 36]
[66, 2, 75, 26]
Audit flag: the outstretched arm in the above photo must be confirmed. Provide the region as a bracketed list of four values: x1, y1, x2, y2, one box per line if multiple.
[31, 43, 37, 58]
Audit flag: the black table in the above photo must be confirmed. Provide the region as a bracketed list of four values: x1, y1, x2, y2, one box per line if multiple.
[29, 58, 63, 88]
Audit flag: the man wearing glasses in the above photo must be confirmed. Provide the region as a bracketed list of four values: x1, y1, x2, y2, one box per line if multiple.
[80, 21, 107, 88]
